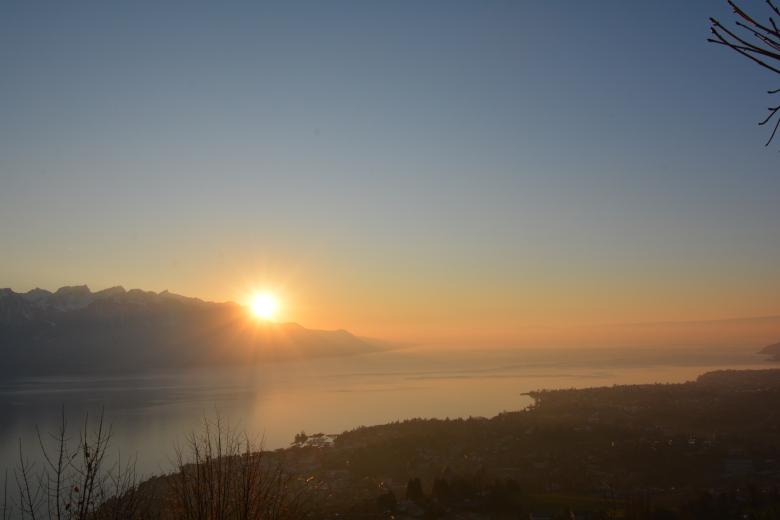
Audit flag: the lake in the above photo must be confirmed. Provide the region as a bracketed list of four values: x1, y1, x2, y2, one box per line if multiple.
[0, 345, 772, 479]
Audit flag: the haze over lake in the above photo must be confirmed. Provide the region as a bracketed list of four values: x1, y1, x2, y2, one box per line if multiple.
[1, 345, 770, 477]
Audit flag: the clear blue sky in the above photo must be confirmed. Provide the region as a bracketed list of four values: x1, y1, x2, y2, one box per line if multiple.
[1, 1, 778, 340]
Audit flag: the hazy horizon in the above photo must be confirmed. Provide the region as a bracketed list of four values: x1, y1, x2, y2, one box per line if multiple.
[3, 283, 779, 349]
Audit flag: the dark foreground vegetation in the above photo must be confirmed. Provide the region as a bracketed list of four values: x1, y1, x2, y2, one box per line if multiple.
[3, 413, 313, 520]
[5, 369, 780, 519]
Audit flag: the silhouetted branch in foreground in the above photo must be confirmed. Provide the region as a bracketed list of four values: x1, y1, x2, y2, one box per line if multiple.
[3, 410, 316, 519]
[168, 415, 313, 520]
[709, 1, 780, 145]
[10, 408, 143, 520]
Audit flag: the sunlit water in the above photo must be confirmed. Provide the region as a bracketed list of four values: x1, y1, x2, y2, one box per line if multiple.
[0, 345, 773, 479]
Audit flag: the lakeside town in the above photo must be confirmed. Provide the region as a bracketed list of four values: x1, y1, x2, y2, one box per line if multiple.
[257, 368, 780, 518]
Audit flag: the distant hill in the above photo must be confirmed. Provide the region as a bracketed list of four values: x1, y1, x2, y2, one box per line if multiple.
[0, 286, 385, 377]
[760, 341, 780, 361]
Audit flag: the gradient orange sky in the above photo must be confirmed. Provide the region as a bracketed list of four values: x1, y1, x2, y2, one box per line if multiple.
[2, 1, 780, 345]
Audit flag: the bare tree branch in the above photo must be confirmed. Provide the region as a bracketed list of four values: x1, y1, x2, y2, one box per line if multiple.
[710, 2, 780, 145]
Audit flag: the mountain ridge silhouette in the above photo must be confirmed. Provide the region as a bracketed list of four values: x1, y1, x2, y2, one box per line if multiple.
[0, 285, 385, 376]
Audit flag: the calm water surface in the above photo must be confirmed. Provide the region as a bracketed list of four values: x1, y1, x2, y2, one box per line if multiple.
[0, 345, 772, 478]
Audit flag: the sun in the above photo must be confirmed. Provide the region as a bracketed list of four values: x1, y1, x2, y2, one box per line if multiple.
[250, 293, 279, 320]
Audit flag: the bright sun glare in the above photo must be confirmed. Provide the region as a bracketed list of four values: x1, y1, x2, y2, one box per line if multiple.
[250, 293, 279, 320]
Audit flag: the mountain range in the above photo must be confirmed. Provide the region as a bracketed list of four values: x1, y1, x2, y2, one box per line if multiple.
[0, 286, 384, 377]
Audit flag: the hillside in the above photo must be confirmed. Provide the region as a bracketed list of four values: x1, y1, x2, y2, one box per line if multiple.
[0, 286, 383, 376]
[760, 341, 780, 361]
[117, 368, 780, 519]
[294, 368, 780, 517]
